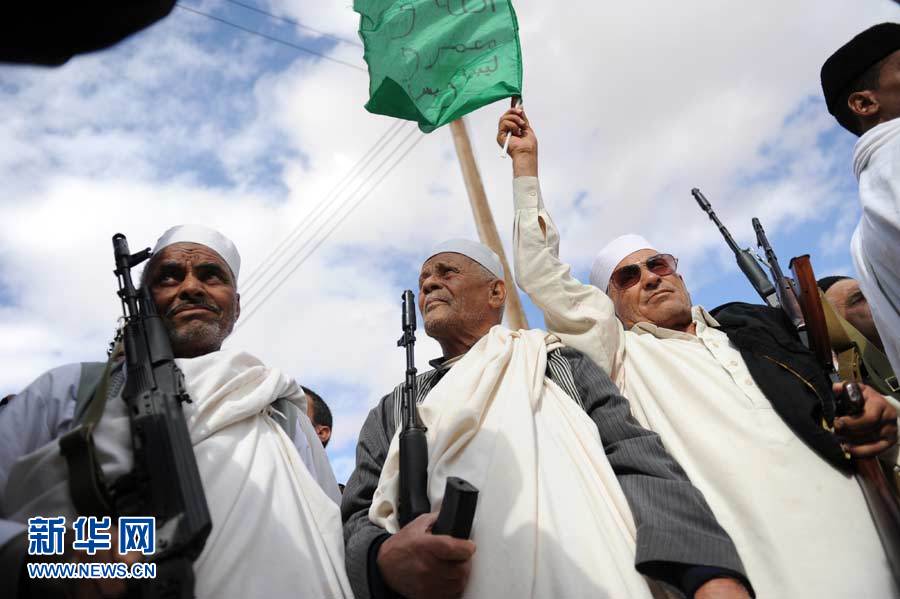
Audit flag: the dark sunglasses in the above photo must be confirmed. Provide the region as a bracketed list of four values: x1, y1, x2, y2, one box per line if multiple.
[610, 253, 678, 290]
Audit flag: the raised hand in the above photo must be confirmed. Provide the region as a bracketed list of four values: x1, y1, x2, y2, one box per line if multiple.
[497, 104, 538, 177]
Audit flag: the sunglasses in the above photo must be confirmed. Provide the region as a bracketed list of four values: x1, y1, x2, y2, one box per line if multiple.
[610, 253, 678, 290]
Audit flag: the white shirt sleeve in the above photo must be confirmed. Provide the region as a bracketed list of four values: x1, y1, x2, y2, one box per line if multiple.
[0, 363, 80, 509]
[512, 176, 626, 377]
[0, 363, 80, 547]
[292, 412, 342, 505]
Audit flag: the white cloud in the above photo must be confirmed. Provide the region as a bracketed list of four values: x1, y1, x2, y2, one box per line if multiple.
[2, 0, 896, 473]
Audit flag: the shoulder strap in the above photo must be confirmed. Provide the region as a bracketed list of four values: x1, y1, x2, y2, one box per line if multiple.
[59, 358, 119, 516]
[73, 362, 107, 425]
[820, 289, 899, 395]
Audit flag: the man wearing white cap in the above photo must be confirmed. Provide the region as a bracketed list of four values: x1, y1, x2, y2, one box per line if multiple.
[498, 108, 900, 597]
[0, 225, 351, 598]
[342, 239, 753, 599]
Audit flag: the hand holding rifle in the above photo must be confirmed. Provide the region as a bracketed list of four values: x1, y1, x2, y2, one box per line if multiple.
[377, 290, 478, 599]
[833, 381, 898, 458]
[377, 513, 475, 599]
[789, 254, 900, 583]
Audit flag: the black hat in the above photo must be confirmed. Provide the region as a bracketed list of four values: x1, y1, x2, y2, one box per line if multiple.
[821, 23, 900, 133]
[817, 275, 850, 293]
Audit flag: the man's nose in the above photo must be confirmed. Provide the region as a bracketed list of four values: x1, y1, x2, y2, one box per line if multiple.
[642, 268, 662, 289]
[421, 276, 442, 294]
[177, 272, 207, 299]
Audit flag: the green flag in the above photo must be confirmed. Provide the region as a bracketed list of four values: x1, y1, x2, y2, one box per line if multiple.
[354, 0, 522, 133]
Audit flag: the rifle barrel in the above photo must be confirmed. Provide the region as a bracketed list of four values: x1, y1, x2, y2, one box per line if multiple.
[692, 188, 741, 255]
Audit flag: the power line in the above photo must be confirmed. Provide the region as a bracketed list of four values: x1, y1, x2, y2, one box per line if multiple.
[222, 0, 363, 49]
[241, 119, 406, 294]
[240, 124, 419, 310]
[176, 3, 367, 72]
[237, 129, 425, 328]
[175, 2, 423, 329]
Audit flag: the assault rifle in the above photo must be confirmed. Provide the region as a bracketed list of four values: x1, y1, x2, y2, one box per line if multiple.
[111, 233, 212, 598]
[397, 290, 478, 539]
[788, 255, 900, 585]
[692, 188, 779, 308]
[752, 218, 807, 346]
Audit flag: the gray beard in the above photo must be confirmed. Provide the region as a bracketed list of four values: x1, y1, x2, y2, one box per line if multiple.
[166, 319, 231, 358]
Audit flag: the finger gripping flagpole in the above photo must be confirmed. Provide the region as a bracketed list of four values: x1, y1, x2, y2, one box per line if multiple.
[500, 96, 522, 158]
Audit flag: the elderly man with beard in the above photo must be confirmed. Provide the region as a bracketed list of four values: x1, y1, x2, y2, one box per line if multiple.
[499, 107, 900, 597]
[0, 225, 349, 598]
[342, 239, 752, 599]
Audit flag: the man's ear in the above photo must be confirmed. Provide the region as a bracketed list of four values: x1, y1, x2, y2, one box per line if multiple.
[316, 425, 331, 447]
[234, 292, 241, 322]
[489, 279, 507, 308]
[848, 89, 879, 120]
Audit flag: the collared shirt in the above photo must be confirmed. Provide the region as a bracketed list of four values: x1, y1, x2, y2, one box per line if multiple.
[631, 306, 772, 408]
[512, 175, 898, 598]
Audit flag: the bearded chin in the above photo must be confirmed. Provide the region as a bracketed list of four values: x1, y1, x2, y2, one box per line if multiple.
[165, 319, 231, 358]
[424, 313, 452, 340]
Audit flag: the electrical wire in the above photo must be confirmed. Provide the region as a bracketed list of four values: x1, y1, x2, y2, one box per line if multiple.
[176, 3, 367, 72]
[175, 1, 426, 328]
[222, 0, 363, 48]
[240, 124, 419, 310]
[237, 129, 425, 328]
[240, 120, 406, 294]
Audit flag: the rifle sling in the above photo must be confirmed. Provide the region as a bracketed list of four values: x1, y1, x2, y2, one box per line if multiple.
[58, 358, 117, 517]
[819, 289, 898, 395]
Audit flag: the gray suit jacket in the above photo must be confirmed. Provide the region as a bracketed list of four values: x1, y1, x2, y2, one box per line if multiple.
[341, 346, 750, 599]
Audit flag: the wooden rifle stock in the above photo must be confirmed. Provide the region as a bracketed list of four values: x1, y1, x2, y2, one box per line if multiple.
[789, 255, 900, 585]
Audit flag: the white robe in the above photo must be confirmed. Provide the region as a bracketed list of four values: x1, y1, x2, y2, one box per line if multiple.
[370, 326, 664, 599]
[4, 349, 352, 599]
[852, 117, 900, 379]
[512, 175, 899, 598]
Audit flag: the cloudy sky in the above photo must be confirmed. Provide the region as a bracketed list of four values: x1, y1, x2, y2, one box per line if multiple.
[1, 0, 897, 482]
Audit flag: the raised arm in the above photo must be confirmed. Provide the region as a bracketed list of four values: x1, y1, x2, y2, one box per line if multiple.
[498, 108, 625, 377]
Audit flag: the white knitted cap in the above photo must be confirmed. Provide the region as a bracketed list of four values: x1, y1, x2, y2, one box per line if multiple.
[427, 238, 504, 280]
[152, 224, 241, 282]
[589, 234, 656, 289]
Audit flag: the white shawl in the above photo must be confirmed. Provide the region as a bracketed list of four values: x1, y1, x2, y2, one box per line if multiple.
[852, 117, 900, 378]
[4, 349, 352, 599]
[370, 326, 662, 599]
[178, 350, 352, 599]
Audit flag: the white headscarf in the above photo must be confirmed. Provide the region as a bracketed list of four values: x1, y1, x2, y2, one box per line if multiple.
[153, 224, 242, 283]
[428, 238, 505, 279]
[589, 234, 656, 289]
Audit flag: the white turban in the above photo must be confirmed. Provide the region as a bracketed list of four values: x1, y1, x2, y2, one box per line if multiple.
[152, 224, 242, 283]
[589, 234, 656, 289]
[427, 239, 505, 280]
